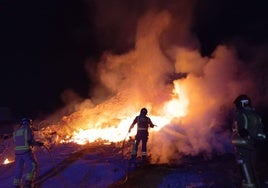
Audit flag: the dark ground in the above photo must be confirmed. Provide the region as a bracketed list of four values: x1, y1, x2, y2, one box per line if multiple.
[1, 134, 268, 188]
[111, 153, 268, 188]
[113, 154, 236, 188]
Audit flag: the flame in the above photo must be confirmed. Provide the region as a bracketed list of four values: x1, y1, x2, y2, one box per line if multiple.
[34, 10, 251, 163]
[57, 80, 189, 145]
[3, 158, 12, 165]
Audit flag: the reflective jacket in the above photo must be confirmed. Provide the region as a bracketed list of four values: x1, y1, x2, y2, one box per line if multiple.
[13, 125, 34, 154]
[130, 115, 155, 133]
[231, 107, 265, 148]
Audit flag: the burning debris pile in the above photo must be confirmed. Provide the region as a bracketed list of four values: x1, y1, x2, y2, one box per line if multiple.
[28, 7, 267, 165]
[2, 1, 267, 167]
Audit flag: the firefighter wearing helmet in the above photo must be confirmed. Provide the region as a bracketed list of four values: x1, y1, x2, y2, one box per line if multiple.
[128, 108, 156, 161]
[13, 118, 44, 188]
[232, 95, 266, 188]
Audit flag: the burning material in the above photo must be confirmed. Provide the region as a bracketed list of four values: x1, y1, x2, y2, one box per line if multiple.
[43, 79, 189, 146]
[2, 158, 13, 165]
[38, 7, 265, 164]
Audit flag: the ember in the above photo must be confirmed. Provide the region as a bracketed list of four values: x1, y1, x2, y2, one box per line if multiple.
[3, 158, 12, 165]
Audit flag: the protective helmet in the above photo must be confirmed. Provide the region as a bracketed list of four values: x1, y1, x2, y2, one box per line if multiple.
[233, 94, 252, 109]
[20, 117, 33, 127]
[140, 108, 148, 116]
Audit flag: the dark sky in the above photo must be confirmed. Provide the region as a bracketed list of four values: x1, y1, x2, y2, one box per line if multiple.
[1, 0, 268, 118]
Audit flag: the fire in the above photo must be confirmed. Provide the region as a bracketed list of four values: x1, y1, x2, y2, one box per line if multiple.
[58, 80, 189, 145]
[44, 11, 193, 146]
[3, 158, 12, 165]
[63, 117, 134, 145]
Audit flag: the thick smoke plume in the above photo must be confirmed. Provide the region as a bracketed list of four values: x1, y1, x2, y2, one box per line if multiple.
[43, 0, 267, 164]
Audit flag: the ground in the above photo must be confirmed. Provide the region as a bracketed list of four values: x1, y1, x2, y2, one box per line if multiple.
[1, 137, 268, 188]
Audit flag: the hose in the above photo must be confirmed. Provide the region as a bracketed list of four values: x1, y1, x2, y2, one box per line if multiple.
[113, 131, 132, 186]
[121, 132, 129, 158]
[34, 145, 69, 188]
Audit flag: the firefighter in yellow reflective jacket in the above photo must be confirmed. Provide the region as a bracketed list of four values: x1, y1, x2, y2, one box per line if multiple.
[232, 95, 266, 188]
[13, 118, 43, 188]
[128, 108, 156, 161]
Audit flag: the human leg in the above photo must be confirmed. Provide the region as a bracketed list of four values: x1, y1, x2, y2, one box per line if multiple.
[141, 134, 148, 160]
[238, 147, 256, 188]
[13, 155, 24, 187]
[24, 152, 37, 188]
[131, 136, 141, 159]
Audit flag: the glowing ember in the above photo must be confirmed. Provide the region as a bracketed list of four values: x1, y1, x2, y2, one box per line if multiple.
[3, 158, 12, 165]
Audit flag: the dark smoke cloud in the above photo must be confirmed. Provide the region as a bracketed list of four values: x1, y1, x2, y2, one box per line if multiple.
[89, 0, 197, 53]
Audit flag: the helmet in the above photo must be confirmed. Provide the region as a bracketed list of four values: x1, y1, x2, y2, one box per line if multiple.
[20, 117, 33, 127]
[140, 108, 148, 116]
[233, 94, 252, 109]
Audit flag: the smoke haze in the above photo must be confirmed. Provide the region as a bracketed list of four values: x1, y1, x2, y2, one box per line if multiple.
[44, 0, 268, 163]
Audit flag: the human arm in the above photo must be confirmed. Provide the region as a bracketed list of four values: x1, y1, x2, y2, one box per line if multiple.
[27, 128, 44, 146]
[128, 117, 138, 133]
[235, 112, 249, 138]
[148, 117, 156, 128]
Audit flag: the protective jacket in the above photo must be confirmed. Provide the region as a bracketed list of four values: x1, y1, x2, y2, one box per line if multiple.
[232, 107, 266, 148]
[130, 115, 155, 134]
[13, 123, 42, 188]
[232, 106, 266, 188]
[13, 125, 35, 154]
[129, 114, 155, 159]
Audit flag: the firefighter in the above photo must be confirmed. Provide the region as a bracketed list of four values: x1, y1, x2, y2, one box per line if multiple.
[13, 117, 44, 188]
[128, 108, 156, 161]
[231, 94, 266, 188]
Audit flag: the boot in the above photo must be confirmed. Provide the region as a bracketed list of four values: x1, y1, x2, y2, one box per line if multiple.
[142, 155, 147, 162]
[24, 180, 32, 188]
[242, 180, 255, 188]
[131, 154, 137, 161]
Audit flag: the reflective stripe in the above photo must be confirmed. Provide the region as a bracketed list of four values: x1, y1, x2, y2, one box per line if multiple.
[138, 128, 147, 131]
[237, 159, 243, 164]
[242, 163, 253, 186]
[257, 133, 266, 139]
[232, 139, 247, 145]
[242, 113, 248, 130]
[142, 152, 146, 156]
[13, 178, 21, 186]
[26, 162, 36, 181]
[15, 146, 30, 150]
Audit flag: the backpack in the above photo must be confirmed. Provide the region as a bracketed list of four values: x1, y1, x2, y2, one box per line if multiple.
[242, 110, 266, 141]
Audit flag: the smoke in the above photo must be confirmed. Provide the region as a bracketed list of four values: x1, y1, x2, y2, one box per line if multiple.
[44, 0, 268, 163]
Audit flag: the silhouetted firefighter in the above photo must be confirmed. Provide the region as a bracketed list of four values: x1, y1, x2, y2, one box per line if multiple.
[128, 108, 156, 162]
[232, 94, 266, 188]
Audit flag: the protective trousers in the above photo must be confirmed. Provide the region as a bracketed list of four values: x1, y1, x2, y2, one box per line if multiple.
[13, 151, 37, 187]
[132, 131, 148, 159]
[235, 146, 259, 188]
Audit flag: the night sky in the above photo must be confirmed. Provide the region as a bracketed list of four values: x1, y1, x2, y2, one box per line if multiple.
[1, 0, 268, 119]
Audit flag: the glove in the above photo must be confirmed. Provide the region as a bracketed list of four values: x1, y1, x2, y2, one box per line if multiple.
[256, 133, 266, 141]
[37, 142, 44, 146]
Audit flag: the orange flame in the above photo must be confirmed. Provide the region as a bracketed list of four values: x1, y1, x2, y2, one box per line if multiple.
[3, 158, 12, 165]
[57, 80, 189, 145]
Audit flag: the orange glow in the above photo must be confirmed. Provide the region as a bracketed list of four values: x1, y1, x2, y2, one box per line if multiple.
[55, 80, 189, 145]
[3, 158, 13, 165]
[42, 11, 198, 147]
